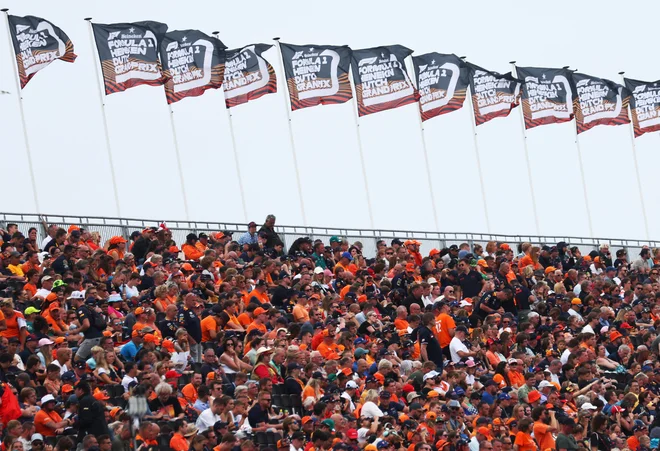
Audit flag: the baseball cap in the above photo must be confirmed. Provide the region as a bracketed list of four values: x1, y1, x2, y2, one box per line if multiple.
[31, 434, 44, 443]
[24, 307, 41, 315]
[41, 394, 56, 404]
[346, 381, 359, 389]
[527, 391, 541, 403]
[165, 370, 182, 379]
[346, 429, 358, 440]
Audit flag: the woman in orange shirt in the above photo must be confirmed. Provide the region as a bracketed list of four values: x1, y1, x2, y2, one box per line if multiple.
[153, 286, 173, 313]
[513, 418, 537, 451]
[0, 300, 26, 343]
[518, 246, 542, 272]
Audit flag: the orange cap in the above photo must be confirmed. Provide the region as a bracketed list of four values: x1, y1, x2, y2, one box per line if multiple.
[45, 293, 58, 302]
[254, 307, 267, 316]
[169, 246, 181, 254]
[102, 330, 113, 337]
[500, 243, 510, 251]
[213, 232, 225, 240]
[54, 337, 66, 345]
[544, 266, 556, 274]
[477, 427, 491, 437]
[162, 339, 175, 352]
[135, 307, 145, 315]
[429, 249, 440, 257]
[110, 407, 123, 419]
[405, 263, 415, 272]
[207, 372, 216, 380]
[181, 263, 194, 271]
[68, 225, 81, 233]
[144, 334, 160, 345]
[62, 384, 74, 393]
[93, 389, 110, 400]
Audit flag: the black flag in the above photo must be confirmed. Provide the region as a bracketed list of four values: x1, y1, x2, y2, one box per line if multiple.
[222, 44, 277, 108]
[412, 53, 470, 121]
[279, 43, 352, 111]
[467, 64, 520, 126]
[7, 15, 77, 89]
[160, 30, 226, 104]
[572, 73, 629, 134]
[91, 21, 169, 94]
[624, 78, 660, 138]
[517, 66, 574, 129]
[351, 45, 418, 117]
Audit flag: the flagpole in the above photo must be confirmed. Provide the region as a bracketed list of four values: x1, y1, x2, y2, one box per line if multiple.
[214, 32, 248, 223]
[272, 37, 307, 226]
[347, 70, 376, 230]
[462, 56, 491, 233]
[167, 105, 190, 220]
[510, 61, 541, 236]
[404, 56, 439, 232]
[573, 125, 595, 238]
[619, 71, 650, 240]
[2, 9, 41, 213]
[85, 18, 122, 217]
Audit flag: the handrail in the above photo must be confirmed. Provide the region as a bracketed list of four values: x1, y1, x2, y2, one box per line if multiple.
[0, 212, 655, 256]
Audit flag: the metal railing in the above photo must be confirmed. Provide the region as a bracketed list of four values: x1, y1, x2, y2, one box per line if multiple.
[0, 212, 655, 258]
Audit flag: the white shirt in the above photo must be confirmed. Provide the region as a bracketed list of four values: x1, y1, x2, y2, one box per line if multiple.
[52, 359, 68, 375]
[341, 391, 355, 412]
[196, 408, 221, 432]
[35, 288, 51, 299]
[449, 336, 469, 363]
[568, 308, 584, 322]
[122, 375, 137, 392]
[581, 324, 595, 335]
[360, 401, 383, 418]
[560, 348, 571, 365]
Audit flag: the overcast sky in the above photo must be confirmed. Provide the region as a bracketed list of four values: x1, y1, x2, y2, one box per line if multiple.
[1, 0, 658, 241]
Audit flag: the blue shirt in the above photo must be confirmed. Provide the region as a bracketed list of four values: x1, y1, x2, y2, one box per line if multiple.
[120, 341, 141, 362]
[481, 391, 495, 405]
[237, 232, 258, 246]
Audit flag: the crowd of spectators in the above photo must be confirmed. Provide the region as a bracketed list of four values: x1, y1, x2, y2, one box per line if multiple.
[0, 215, 659, 451]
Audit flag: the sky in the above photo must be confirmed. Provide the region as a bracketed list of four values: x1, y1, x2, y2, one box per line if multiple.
[1, 0, 659, 241]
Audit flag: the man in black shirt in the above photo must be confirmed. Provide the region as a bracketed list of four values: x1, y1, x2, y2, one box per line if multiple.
[131, 228, 153, 263]
[248, 391, 283, 432]
[270, 272, 293, 308]
[477, 290, 510, 320]
[71, 296, 103, 361]
[51, 245, 75, 275]
[418, 312, 444, 370]
[178, 293, 202, 362]
[457, 259, 484, 298]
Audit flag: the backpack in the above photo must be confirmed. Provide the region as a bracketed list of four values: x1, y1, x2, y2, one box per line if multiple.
[87, 307, 107, 330]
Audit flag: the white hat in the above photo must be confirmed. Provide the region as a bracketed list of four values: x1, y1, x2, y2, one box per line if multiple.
[41, 275, 53, 283]
[346, 381, 359, 389]
[314, 267, 324, 275]
[38, 338, 54, 347]
[293, 274, 302, 280]
[427, 277, 438, 285]
[459, 300, 472, 307]
[255, 346, 273, 356]
[581, 402, 597, 411]
[31, 434, 44, 443]
[538, 381, 553, 389]
[67, 291, 84, 300]
[423, 370, 440, 381]
[507, 358, 518, 364]
[40, 394, 56, 404]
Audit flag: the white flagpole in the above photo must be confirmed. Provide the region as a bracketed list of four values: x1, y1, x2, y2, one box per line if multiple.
[404, 56, 439, 232]
[510, 61, 541, 236]
[573, 126, 595, 237]
[619, 71, 650, 240]
[214, 31, 248, 223]
[85, 18, 122, 217]
[462, 56, 491, 233]
[347, 67, 376, 229]
[166, 105, 190, 220]
[2, 9, 41, 213]
[272, 37, 307, 226]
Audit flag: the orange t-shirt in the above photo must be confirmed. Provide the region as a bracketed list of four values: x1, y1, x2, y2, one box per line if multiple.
[627, 436, 640, 451]
[181, 383, 198, 403]
[237, 313, 252, 327]
[0, 311, 24, 339]
[246, 322, 267, 335]
[24, 283, 37, 298]
[293, 304, 310, 322]
[533, 421, 555, 451]
[169, 433, 189, 451]
[182, 244, 204, 261]
[435, 313, 456, 348]
[200, 315, 218, 343]
[394, 318, 409, 332]
[245, 290, 269, 306]
[519, 255, 541, 271]
[21, 261, 41, 274]
[514, 431, 536, 451]
[317, 342, 343, 359]
[509, 370, 525, 388]
[34, 409, 63, 437]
